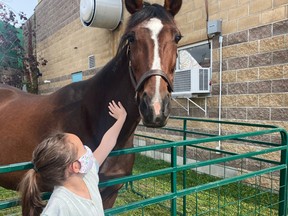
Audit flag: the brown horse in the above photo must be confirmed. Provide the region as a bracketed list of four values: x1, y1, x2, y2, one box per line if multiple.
[0, 0, 182, 209]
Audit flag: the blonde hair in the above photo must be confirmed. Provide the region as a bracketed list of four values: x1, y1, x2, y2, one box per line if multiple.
[18, 132, 78, 216]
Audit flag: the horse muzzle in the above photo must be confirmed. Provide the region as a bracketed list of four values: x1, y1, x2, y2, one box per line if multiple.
[139, 92, 171, 128]
[129, 67, 173, 127]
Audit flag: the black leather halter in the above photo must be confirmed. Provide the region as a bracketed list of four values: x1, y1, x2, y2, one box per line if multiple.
[127, 47, 174, 93]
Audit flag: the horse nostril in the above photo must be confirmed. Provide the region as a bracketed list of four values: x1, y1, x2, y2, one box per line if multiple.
[155, 117, 160, 123]
[139, 92, 149, 113]
[142, 92, 147, 98]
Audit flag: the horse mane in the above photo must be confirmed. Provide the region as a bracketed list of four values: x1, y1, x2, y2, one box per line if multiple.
[116, 3, 176, 56]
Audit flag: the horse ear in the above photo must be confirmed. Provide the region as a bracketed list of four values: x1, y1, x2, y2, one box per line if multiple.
[125, 0, 144, 14]
[164, 0, 182, 17]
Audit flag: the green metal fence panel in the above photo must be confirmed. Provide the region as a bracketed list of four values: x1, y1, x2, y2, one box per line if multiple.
[0, 117, 287, 215]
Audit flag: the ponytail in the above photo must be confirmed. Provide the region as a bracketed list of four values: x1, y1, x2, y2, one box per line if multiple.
[18, 169, 45, 216]
[18, 132, 77, 216]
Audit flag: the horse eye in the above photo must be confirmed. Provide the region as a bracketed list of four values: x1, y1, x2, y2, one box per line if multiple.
[175, 34, 182, 43]
[127, 33, 135, 43]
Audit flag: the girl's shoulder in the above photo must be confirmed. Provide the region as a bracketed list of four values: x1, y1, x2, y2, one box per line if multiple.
[41, 190, 71, 215]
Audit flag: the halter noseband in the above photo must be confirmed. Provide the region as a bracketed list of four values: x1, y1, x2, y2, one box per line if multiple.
[127, 47, 174, 93]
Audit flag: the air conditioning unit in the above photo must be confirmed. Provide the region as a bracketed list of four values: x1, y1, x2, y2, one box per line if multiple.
[172, 67, 211, 98]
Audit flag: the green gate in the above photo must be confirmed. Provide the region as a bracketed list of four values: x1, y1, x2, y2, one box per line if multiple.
[1, 117, 287, 215]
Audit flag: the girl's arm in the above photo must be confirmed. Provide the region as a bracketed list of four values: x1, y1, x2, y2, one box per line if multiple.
[93, 100, 127, 166]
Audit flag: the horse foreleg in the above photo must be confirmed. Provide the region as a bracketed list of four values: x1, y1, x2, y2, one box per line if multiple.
[99, 153, 135, 209]
[100, 184, 124, 209]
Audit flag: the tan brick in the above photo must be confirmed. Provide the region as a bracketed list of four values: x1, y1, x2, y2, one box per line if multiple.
[285, 35, 288, 49]
[237, 68, 258, 82]
[222, 20, 238, 34]
[223, 45, 238, 58]
[219, 0, 238, 11]
[209, 2, 220, 16]
[259, 94, 284, 107]
[258, 94, 270, 107]
[260, 35, 285, 53]
[221, 123, 252, 133]
[176, 0, 194, 15]
[237, 41, 259, 56]
[273, 0, 288, 7]
[249, 0, 272, 14]
[207, 96, 219, 107]
[212, 72, 219, 84]
[176, 13, 189, 25]
[259, 65, 284, 80]
[228, 5, 248, 20]
[191, 0, 206, 10]
[238, 14, 260, 31]
[193, 19, 206, 31]
[236, 95, 258, 107]
[261, 6, 286, 24]
[284, 65, 288, 78]
[187, 9, 204, 23]
[213, 48, 219, 62]
[182, 29, 206, 44]
[268, 120, 288, 131]
[238, 0, 250, 4]
[178, 25, 196, 45]
[284, 94, 288, 106]
[191, 121, 218, 131]
[211, 10, 229, 21]
[222, 70, 237, 83]
[222, 95, 237, 107]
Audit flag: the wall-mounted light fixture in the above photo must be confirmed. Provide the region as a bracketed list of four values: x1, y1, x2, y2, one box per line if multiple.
[44, 80, 51, 84]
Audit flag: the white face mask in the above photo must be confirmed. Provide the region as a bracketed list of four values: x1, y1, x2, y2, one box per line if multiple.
[77, 145, 94, 174]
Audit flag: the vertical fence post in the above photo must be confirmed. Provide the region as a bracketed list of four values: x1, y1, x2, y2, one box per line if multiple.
[279, 131, 288, 216]
[171, 145, 177, 216]
[182, 119, 187, 216]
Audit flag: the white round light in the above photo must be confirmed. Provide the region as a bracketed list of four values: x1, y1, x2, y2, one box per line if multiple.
[80, 0, 122, 30]
[80, 0, 95, 24]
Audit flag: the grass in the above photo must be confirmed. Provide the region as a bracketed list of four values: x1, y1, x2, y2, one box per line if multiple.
[0, 188, 20, 216]
[0, 154, 280, 216]
[113, 153, 279, 216]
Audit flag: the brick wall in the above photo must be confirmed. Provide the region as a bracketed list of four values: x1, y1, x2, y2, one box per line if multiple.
[170, 0, 288, 130]
[35, 0, 127, 94]
[33, 0, 288, 130]
[35, 0, 80, 43]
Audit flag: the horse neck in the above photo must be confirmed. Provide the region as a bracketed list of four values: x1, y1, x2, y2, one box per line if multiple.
[89, 51, 134, 100]
[83, 51, 140, 145]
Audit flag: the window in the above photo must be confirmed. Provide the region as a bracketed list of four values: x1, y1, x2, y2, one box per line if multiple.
[71, 71, 83, 82]
[177, 41, 212, 70]
[172, 41, 212, 96]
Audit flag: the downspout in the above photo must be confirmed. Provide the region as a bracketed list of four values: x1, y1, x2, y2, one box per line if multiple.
[217, 34, 223, 151]
[204, 0, 223, 151]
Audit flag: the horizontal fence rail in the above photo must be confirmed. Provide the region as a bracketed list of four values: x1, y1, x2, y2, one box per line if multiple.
[0, 116, 288, 215]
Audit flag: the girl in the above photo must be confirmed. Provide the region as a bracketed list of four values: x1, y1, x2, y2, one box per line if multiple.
[19, 100, 127, 216]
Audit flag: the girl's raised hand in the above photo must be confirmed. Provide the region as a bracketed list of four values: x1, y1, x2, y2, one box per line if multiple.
[108, 100, 127, 120]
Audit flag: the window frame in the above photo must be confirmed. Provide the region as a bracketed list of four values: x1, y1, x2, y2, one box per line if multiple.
[176, 40, 213, 72]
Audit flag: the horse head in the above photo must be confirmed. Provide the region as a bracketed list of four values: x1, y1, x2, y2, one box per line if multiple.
[123, 0, 182, 127]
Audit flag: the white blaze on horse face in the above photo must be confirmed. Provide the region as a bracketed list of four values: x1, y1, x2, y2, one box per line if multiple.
[144, 18, 163, 116]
